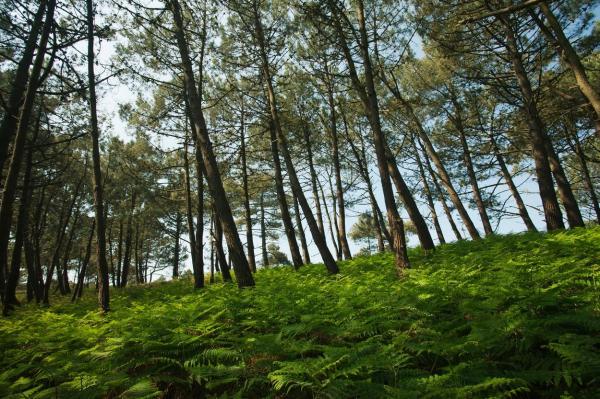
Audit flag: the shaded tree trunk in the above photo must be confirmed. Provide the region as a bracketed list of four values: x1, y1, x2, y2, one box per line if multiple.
[240, 98, 256, 273]
[500, 14, 565, 231]
[253, 5, 338, 274]
[260, 192, 269, 268]
[268, 119, 303, 269]
[120, 191, 136, 287]
[72, 220, 95, 301]
[173, 211, 182, 278]
[489, 133, 537, 231]
[293, 196, 311, 264]
[183, 135, 203, 288]
[168, 0, 254, 287]
[303, 125, 326, 239]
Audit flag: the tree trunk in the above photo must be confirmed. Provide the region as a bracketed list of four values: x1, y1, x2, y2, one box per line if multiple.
[0, 0, 48, 174]
[168, 0, 254, 287]
[87, 0, 110, 312]
[173, 211, 182, 278]
[328, 0, 409, 274]
[214, 210, 233, 282]
[318, 177, 340, 258]
[293, 196, 311, 264]
[183, 135, 203, 288]
[116, 219, 123, 287]
[489, 133, 537, 231]
[537, 1, 600, 138]
[449, 90, 493, 235]
[240, 98, 257, 273]
[545, 142, 584, 228]
[253, 5, 338, 274]
[571, 130, 600, 223]
[327, 173, 342, 260]
[324, 74, 352, 259]
[420, 137, 463, 240]
[0, 1, 55, 301]
[72, 220, 95, 301]
[260, 192, 269, 267]
[303, 126, 326, 239]
[268, 119, 303, 268]
[120, 191, 136, 287]
[412, 136, 446, 244]
[3, 145, 34, 314]
[500, 14, 565, 231]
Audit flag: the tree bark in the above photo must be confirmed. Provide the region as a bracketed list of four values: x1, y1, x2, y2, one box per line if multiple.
[293, 196, 311, 264]
[168, 0, 254, 287]
[411, 136, 446, 244]
[489, 133, 538, 232]
[327, 0, 409, 274]
[184, 135, 204, 288]
[0, 0, 48, 174]
[303, 125, 326, 239]
[239, 106, 256, 273]
[500, 14, 565, 231]
[253, 5, 338, 274]
[72, 220, 95, 301]
[268, 119, 303, 268]
[120, 191, 136, 287]
[260, 192, 269, 267]
[537, 1, 600, 138]
[87, 0, 110, 311]
[173, 211, 182, 278]
[0, 0, 55, 302]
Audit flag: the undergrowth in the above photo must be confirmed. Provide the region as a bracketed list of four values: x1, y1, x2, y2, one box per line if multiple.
[0, 227, 599, 398]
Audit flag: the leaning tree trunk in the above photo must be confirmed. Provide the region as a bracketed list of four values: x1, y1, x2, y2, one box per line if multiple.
[72, 220, 95, 301]
[489, 133, 537, 231]
[0, 1, 55, 302]
[500, 14, 565, 231]
[324, 72, 352, 260]
[411, 135, 446, 244]
[328, 0, 409, 274]
[535, 1, 600, 138]
[183, 135, 203, 288]
[448, 90, 493, 236]
[293, 196, 311, 265]
[0, 0, 47, 174]
[260, 193, 269, 268]
[303, 125, 326, 239]
[254, 8, 338, 273]
[240, 98, 257, 273]
[169, 0, 254, 287]
[87, 0, 110, 312]
[268, 119, 303, 269]
[3, 145, 34, 314]
[213, 210, 233, 282]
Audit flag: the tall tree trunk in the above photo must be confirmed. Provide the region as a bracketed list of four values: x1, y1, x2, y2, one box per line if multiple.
[303, 126, 326, 239]
[448, 90, 493, 235]
[120, 191, 136, 287]
[293, 196, 311, 264]
[0, 0, 47, 174]
[183, 135, 203, 288]
[571, 130, 600, 223]
[253, 5, 338, 274]
[536, 1, 600, 138]
[72, 220, 95, 301]
[87, 0, 110, 312]
[240, 98, 257, 273]
[173, 211, 182, 278]
[260, 193, 269, 267]
[489, 133, 537, 232]
[419, 137, 463, 240]
[116, 219, 123, 288]
[0, 1, 55, 301]
[318, 178, 340, 258]
[3, 145, 34, 314]
[324, 73, 352, 259]
[545, 142, 584, 228]
[60, 207, 82, 295]
[328, 0, 409, 274]
[213, 210, 233, 282]
[500, 14, 565, 231]
[412, 136, 446, 244]
[268, 119, 303, 268]
[327, 173, 342, 260]
[168, 0, 254, 287]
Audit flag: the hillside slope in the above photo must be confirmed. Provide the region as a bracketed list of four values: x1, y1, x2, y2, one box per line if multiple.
[1, 228, 599, 398]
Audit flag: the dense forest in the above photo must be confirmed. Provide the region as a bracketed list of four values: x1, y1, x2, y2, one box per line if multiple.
[0, 0, 599, 397]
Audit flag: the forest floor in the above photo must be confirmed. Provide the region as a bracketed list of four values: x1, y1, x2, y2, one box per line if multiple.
[1, 227, 599, 398]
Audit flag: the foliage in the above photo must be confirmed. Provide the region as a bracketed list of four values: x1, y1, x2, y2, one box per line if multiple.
[1, 227, 599, 398]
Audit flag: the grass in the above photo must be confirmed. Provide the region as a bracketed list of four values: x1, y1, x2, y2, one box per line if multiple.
[1, 227, 599, 398]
